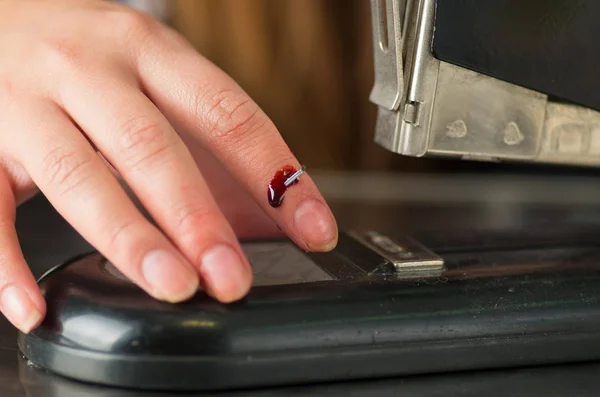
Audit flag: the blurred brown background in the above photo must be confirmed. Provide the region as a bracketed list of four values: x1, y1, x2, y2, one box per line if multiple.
[167, 0, 443, 172]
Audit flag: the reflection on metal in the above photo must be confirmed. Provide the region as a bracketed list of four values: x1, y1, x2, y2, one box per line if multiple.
[348, 230, 444, 276]
[284, 165, 307, 187]
[369, 0, 406, 112]
[539, 103, 600, 166]
[369, 0, 600, 167]
[243, 242, 335, 286]
[101, 242, 335, 288]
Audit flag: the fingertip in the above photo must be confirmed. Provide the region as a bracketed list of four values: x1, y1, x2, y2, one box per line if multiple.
[140, 249, 200, 303]
[154, 277, 200, 304]
[0, 284, 44, 334]
[293, 198, 338, 252]
[205, 280, 252, 304]
[29, 289, 47, 318]
[311, 230, 339, 253]
[19, 308, 43, 334]
[199, 244, 253, 303]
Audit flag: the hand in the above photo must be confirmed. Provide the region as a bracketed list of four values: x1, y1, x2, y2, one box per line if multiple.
[0, 0, 338, 333]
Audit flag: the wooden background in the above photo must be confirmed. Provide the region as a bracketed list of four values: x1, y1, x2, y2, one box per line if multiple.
[167, 0, 448, 172]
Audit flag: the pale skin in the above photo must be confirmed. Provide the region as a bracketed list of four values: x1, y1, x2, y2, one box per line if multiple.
[0, 0, 338, 334]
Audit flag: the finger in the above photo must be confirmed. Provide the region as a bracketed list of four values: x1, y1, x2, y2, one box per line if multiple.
[57, 75, 252, 302]
[6, 100, 199, 303]
[134, 26, 338, 252]
[185, 142, 282, 240]
[0, 167, 45, 333]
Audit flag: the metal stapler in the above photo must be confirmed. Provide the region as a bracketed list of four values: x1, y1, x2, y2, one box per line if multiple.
[370, 0, 600, 166]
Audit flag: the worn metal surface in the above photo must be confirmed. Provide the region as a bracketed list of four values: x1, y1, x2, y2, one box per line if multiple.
[348, 230, 444, 273]
[370, 0, 600, 166]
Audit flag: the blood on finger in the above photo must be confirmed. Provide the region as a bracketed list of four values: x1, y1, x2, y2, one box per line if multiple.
[267, 165, 305, 208]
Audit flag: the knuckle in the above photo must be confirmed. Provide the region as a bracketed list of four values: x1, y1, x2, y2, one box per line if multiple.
[41, 146, 94, 196]
[106, 217, 138, 252]
[119, 117, 165, 151]
[111, 8, 158, 41]
[41, 36, 86, 71]
[118, 118, 172, 168]
[173, 205, 215, 238]
[204, 90, 267, 147]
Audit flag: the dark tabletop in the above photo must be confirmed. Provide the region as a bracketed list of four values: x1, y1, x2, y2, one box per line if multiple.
[5, 171, 600, 396]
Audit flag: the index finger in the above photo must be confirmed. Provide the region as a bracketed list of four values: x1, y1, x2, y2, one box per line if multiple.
[133, 26, 338, 252]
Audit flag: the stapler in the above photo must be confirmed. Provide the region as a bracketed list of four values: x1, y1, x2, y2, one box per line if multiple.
[17, 0, 600, 392]
[371, 0, 600, 166]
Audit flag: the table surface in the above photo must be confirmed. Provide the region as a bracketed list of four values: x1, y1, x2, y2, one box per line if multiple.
[5, 171, 600, 396]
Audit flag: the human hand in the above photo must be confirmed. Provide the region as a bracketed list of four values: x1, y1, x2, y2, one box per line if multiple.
[0, 0, 337, 333]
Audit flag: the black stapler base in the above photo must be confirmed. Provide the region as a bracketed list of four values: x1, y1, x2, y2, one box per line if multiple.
[18, 228, 600, 391]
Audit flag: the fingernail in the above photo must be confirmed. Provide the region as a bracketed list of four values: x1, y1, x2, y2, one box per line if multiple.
[200, 245, 251, 303]
[141, 250, 199, 303]
[0, 285, 42, 334]
[294, 199, 338, 251]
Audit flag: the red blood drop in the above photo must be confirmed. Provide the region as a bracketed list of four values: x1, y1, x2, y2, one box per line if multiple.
[268, 165, 300, 208]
